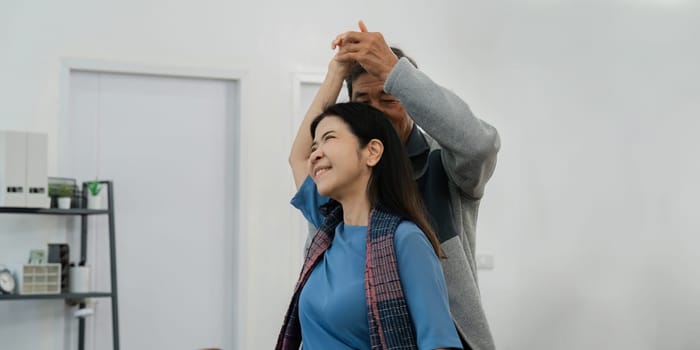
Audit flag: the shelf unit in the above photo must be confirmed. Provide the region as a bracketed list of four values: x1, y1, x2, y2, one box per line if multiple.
[0, 180, 120, 350]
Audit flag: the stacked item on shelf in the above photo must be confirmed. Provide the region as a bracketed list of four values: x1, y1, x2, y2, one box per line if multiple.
[0, 130, 50, 208]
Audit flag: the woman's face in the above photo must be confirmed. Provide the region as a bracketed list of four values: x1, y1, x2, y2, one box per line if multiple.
[308, 116, 371, 200]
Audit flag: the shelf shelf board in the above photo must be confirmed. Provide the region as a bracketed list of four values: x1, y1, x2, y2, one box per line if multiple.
[0, 207, 110, 216]
[0, 292, 112, 301]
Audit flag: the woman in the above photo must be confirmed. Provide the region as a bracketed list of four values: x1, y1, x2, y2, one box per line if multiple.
[277, 102, 462, 350]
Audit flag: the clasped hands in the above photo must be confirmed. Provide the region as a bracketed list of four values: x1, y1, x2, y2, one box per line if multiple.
[330, 20, 399, 82]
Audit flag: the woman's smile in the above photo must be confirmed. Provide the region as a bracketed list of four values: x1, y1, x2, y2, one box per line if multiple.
[313, 165, 332, 178]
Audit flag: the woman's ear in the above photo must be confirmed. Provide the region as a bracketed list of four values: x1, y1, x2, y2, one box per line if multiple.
[366, 139, 384, 167]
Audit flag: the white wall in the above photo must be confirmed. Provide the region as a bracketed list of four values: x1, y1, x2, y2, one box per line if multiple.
[1, 0, 699, 349]
[470, 2, 700, 349]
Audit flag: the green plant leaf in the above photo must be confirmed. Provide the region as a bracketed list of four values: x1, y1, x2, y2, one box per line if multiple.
[87, 179, 102, 196]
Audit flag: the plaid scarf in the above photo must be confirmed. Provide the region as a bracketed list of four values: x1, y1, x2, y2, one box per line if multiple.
[276, 201, 418, 350]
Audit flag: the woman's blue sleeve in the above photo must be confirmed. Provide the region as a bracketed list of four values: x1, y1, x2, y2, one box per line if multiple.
[395, 222, 463, 350]
[290, 176, 329, 229]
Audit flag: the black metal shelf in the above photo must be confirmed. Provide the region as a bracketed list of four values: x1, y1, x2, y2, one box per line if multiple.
[0, 292, 112, 301]
[0, 180, 119, 350]
[0, 207, 110, 215]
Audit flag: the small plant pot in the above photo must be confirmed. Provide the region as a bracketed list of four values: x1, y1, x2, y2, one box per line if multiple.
[57, 197, 72, 209]
[87, 193, 101, 210]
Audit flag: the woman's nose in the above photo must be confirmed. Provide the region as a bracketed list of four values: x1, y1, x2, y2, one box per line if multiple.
[310, 148, 323, 162]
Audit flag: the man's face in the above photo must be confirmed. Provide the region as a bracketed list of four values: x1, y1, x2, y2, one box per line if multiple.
[351, 73, 410, 129]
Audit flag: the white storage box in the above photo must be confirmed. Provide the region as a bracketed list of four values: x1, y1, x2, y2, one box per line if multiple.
[21, 264, 62, 294]
[0, 131, 27, 207]
[0, 131, 50, 208]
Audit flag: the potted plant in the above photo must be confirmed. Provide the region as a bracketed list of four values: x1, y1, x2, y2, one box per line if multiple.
[50, 184, 74, 209]
[86, 179, 102, 210]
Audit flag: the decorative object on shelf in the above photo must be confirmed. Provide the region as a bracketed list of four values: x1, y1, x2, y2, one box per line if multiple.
[28, 249, 46, 264]
[86, 179, 102, 209]
[50, 183, 74, 209]
[73, 307, 94, 319]
[21, 264, 61, 294]
[48, 177, 78, 208]
[0, 266, 16, 294]
[72, 188, 84, 209]
[48, 244, 70, 293]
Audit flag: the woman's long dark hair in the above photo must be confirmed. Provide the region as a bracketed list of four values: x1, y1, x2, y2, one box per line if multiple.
[310, 102, 443, 257]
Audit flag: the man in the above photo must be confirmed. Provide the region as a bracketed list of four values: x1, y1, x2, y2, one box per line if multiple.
[289, 21, 500, 350]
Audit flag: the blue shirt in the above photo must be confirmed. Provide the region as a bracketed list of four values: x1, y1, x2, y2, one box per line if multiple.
[291, 176, 462, 350]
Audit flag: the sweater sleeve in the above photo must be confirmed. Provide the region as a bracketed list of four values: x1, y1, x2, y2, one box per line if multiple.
[385, 58, 500, 199]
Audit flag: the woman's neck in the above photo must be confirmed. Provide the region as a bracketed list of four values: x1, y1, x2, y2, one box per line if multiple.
[339, 194, 371, 226]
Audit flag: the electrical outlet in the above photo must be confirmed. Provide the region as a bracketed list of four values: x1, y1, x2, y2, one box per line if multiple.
[476, 253, 495, 270]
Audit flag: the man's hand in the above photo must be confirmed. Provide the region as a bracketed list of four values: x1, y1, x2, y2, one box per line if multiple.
[332, 20, 399, 82]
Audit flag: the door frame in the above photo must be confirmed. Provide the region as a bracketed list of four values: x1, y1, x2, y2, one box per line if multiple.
[58, 58, 248, 350]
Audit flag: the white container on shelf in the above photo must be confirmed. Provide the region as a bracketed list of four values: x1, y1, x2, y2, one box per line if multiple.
[25, 132, 50, 208]
[0, 131, 50, 208]
[87, 193, 101, 209]
[0, 131, 27, 207]
[70, 266, 91, 293]
[57, 197, 71, 209]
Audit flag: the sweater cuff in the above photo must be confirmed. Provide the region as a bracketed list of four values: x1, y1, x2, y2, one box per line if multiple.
[384, 57, 414, 94]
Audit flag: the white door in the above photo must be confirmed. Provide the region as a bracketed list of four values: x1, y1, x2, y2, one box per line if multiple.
[61, 70, 239, 350]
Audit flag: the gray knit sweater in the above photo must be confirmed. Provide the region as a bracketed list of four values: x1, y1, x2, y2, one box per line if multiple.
[385, 57, 500, 350]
